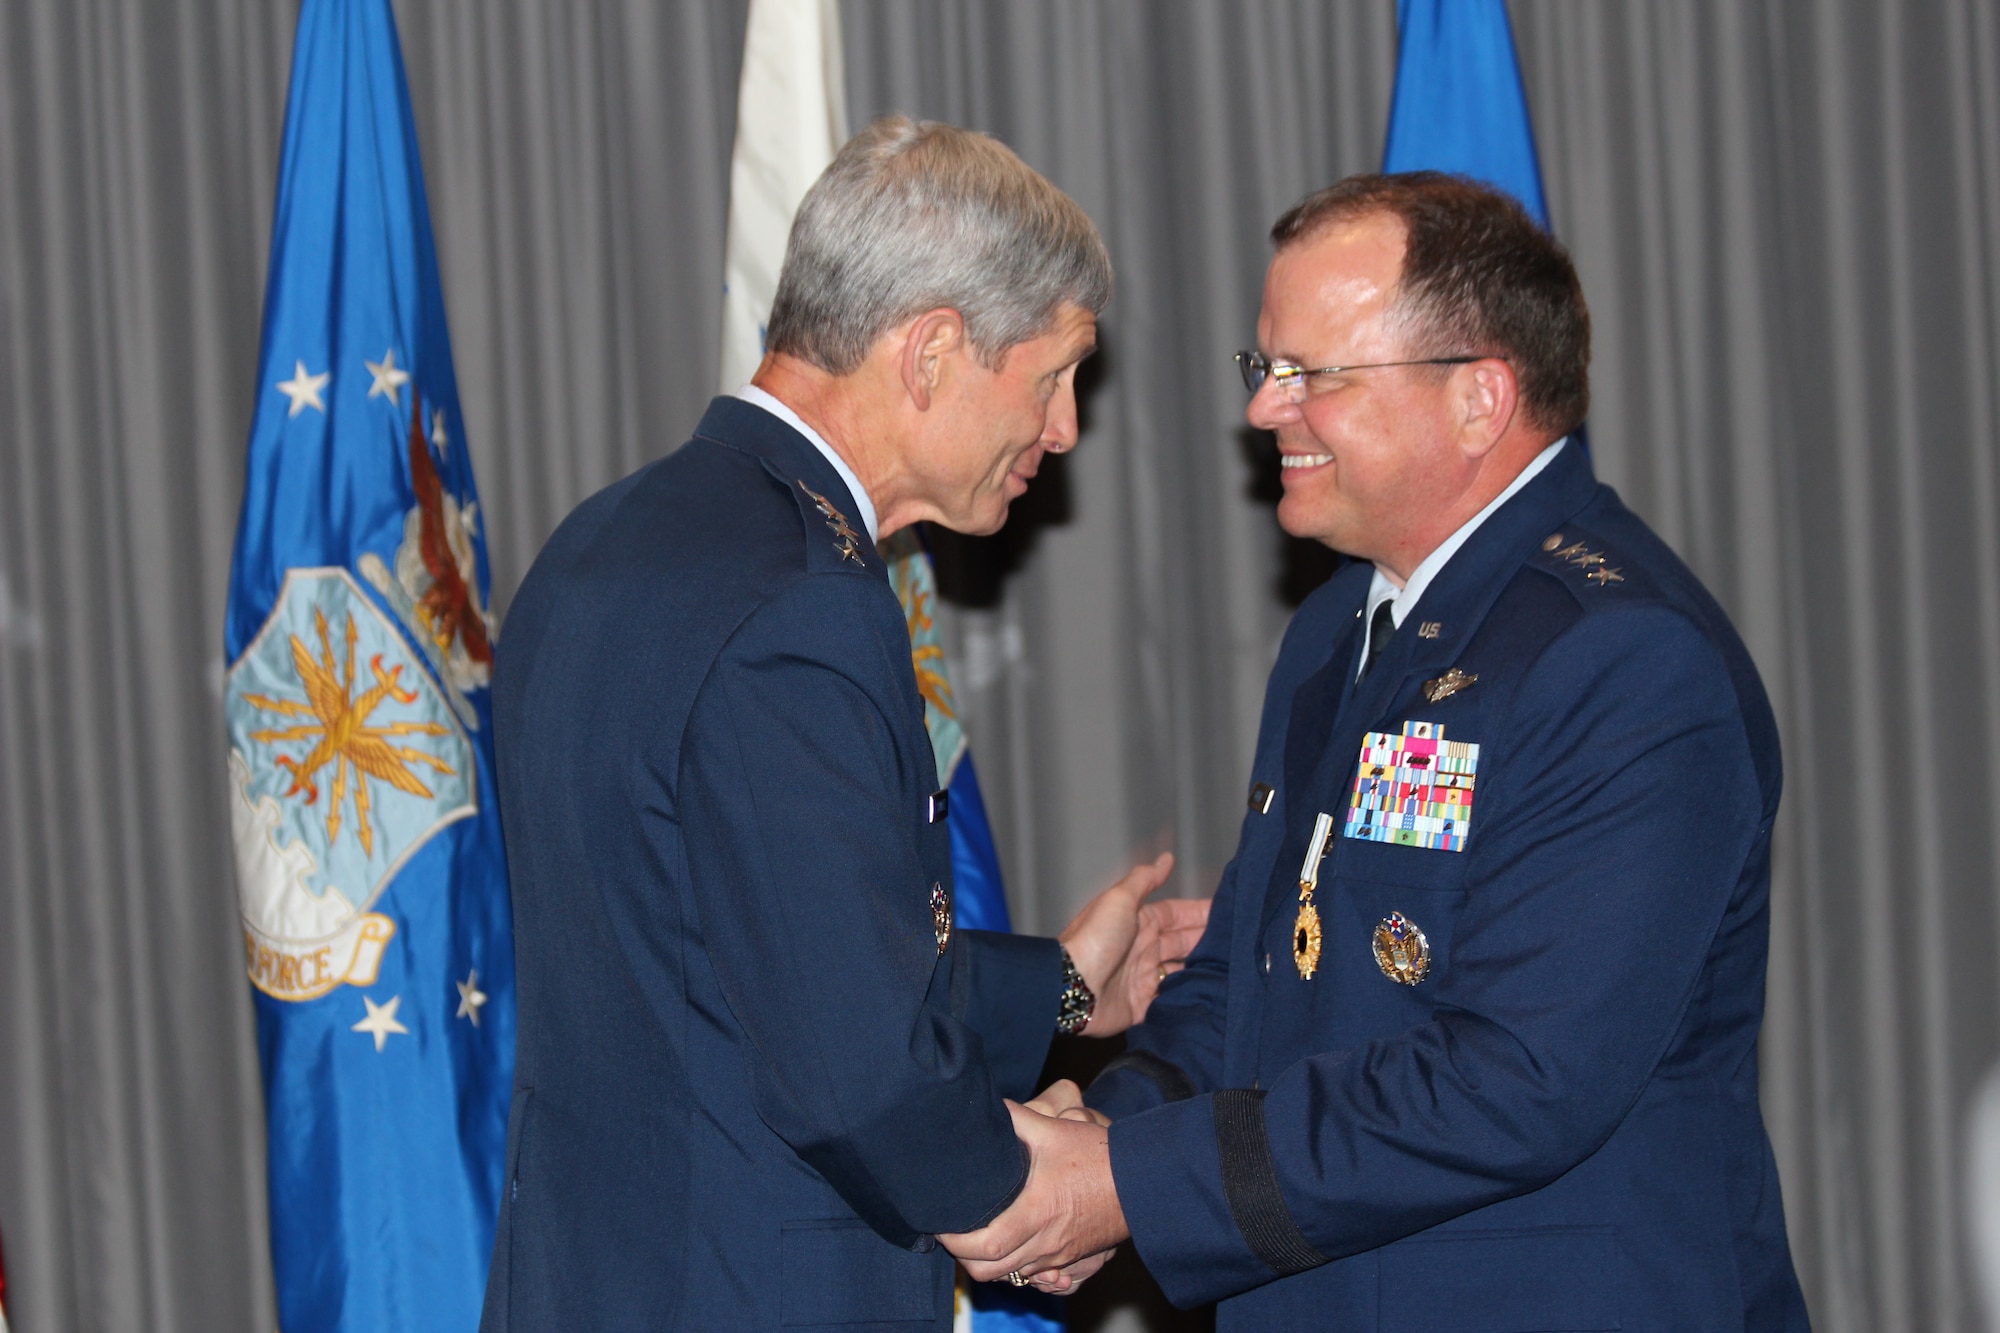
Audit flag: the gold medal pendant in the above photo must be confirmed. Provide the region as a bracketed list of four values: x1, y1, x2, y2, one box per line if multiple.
[1293, 811, 1335, 979]
[1294, 899, 1323, 979]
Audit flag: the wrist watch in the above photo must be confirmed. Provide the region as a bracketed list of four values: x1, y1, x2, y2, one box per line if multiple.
[1055, 946, 1096, 1036]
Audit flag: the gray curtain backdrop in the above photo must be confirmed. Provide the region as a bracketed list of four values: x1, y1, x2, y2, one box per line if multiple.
[2, 3, 1996, 1330]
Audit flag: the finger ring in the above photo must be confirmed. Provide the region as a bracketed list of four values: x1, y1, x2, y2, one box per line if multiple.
[1007, 1271, 1027, 1287]
[1157, 965, 1168, 983]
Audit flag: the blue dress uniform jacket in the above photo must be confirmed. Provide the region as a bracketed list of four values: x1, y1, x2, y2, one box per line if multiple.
[482, 398, 1062, 1332]
[1090, 443, 1809, 1331]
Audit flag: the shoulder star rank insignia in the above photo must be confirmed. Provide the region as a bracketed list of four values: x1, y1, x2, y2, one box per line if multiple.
[1372, 911, 1430, 985]
[930, 881, 952, 955]
[1586, 566, 1625, 585]
[1421, 666, 1478, 704]
[798, 481, 866, 563]
[1293, 811, 1336, 978]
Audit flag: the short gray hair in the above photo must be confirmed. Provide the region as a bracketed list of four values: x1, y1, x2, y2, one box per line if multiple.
[765, 116, 1112, 375]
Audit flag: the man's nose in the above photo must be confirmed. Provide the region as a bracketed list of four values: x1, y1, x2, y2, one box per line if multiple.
[1244, 376, 1299, 430]
[1042, 381, 1081, 453]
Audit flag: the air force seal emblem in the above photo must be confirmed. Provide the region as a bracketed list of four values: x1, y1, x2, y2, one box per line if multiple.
[225, 567, 475, 1001]
[1372, 911, 1431, 985]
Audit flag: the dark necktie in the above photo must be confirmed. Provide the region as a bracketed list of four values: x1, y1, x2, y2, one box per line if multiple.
[1360, 598, 1397, 680]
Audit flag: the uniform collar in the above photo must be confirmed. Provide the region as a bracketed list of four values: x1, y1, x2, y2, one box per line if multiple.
[692, 395, 886, 578]
[1345, 436, 1600, 719]
[732, 384, 880, 543]
[1360, 437, 1568, 677]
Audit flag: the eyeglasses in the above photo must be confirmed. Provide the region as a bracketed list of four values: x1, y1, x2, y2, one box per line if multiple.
[1234, 350, 1486, 401]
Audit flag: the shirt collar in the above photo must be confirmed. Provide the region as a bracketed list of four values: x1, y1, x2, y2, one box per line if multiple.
[732, 383, 880, 543]
[1361, 436, 1568, 672]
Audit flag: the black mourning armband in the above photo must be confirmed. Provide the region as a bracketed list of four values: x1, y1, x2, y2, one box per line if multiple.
[1213, 1088, 1325, 1277]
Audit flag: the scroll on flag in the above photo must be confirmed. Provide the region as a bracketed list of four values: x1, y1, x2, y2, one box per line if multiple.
[720, 5, 1058, 1329]
[222, 1, 513, 1328]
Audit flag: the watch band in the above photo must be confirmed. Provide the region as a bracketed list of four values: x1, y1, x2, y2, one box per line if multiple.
[1055, 946, 1096, 1036]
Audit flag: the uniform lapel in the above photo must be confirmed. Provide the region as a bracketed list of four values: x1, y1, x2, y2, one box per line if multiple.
[1339, 442, 1601, 734]
[1258, 445, 1602, 940]
[693, 395, 890, 581]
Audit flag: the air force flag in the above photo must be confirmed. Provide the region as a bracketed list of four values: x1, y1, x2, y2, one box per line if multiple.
[223, 2, 514, 1328]
[1384, 0, 1550, 228]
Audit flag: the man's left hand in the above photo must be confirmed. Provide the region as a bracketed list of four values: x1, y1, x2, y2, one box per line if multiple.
[1058, 853, 1210, 1036]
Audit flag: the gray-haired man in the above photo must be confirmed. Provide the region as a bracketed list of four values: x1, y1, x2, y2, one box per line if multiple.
[481, 117, 1206, 1331]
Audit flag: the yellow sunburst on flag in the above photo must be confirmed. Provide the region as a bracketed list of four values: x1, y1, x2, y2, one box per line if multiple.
[240, 604, 456, 857]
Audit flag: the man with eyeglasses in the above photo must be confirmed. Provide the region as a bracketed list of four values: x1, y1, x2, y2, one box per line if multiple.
[942, 173, 1810, 1331]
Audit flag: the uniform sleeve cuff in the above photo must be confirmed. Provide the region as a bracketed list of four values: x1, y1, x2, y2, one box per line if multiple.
[954, 930, 1062, 1101]
[1109, 1089, 1321, 1309]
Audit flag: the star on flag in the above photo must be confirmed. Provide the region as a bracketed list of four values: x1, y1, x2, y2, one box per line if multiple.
[365, 348, 411, 408]
[455, 970, 488, 1025]
[352, 993, 410, 1051]
[274, 360, 330, 417]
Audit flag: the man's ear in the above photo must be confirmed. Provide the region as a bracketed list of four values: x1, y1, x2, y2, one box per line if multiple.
[900, 308, 967, 411]
[1457, 357, 1520, 460]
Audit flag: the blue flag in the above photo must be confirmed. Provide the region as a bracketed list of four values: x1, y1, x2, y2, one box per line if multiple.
[1383, 0, 1549, 228]
[222, 2, 513, 1329]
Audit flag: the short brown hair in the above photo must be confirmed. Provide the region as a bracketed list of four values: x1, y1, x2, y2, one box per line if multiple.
[1271, 172, 1589, 436]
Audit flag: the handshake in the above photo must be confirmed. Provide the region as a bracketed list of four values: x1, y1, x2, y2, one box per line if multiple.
[943, 851, 1207, 1295]
[940, 1077, 1126, 1294]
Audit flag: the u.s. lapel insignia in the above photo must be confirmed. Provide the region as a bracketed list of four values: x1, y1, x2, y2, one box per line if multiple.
[1372, 911, 1430, 985]
[1421, 667, 1478, 704]
[1344, 720, 1479, 851]
[930, 881, 952, 955]
[798, 481, 866, 563]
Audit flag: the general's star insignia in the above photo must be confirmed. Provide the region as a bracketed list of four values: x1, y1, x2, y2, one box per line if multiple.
[1421, 666, 1478, 703]
[1586, 567, 1625, 585]
[798, 481, 866, 562]
[353, 993, 410, 1051]
[456, 969, 489, 1025]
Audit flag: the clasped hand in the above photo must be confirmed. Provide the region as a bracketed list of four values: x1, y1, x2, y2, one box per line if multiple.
[940, 855, 1207, 1293]
[940, 1080, 1125, 1294]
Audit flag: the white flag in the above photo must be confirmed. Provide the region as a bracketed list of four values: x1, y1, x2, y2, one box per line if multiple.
[719, 0, 849, 393]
